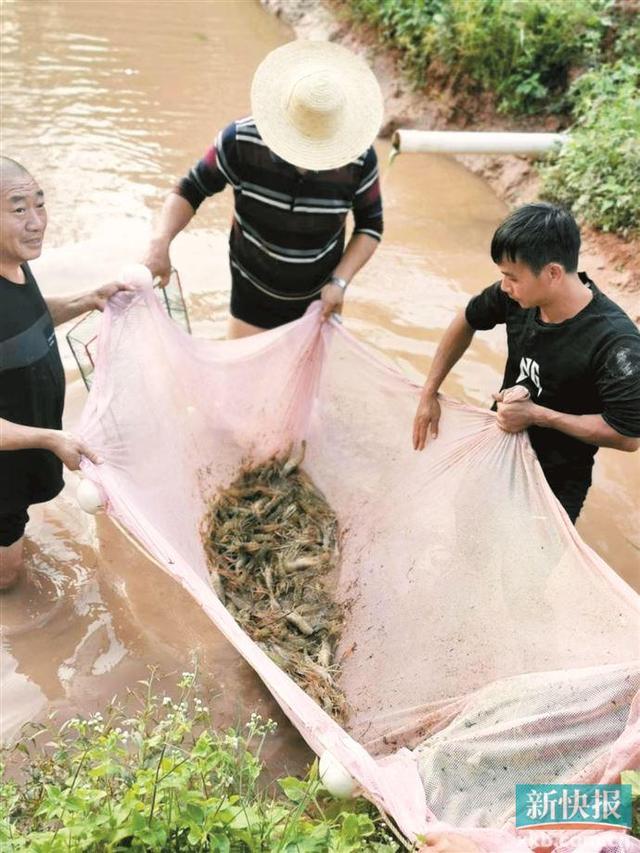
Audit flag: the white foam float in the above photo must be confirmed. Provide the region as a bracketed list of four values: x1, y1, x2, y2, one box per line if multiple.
[319, 750, 357, 799]
[76, 478, 105, 514]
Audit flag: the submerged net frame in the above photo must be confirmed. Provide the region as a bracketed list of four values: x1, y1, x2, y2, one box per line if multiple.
[67, 268, 190, 389]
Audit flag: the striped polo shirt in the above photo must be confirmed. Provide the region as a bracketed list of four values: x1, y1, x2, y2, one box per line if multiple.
[175, 117, 383, 300]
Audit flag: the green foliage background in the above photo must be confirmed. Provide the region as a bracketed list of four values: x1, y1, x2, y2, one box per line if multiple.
[622, 771, 640, 838]
[541, 61, 640, 236]
[347, 0, 611, 114]
[344, 0, 640, 235]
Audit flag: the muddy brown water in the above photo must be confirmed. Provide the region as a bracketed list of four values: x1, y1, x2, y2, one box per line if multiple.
[1, 0, 638, 769]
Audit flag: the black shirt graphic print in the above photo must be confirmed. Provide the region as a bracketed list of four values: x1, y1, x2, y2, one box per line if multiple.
[0, 263, 65, 513]
[465, 273, 640, 514]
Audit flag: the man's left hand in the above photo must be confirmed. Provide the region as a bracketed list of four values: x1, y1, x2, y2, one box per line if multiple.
[93, 281, 135, 312]
[493, 387, 538, 433]
[320, 283, 344, 322]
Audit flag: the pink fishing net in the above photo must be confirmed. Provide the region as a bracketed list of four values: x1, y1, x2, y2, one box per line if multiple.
[77, 282, 640, 851]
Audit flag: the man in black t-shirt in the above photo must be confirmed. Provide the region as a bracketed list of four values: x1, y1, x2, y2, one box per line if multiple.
[0, 157, 131, 589]
[412, 203, 640, 523]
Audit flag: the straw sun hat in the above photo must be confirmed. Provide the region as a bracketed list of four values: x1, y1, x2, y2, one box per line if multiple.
[251, 40, 384, 171]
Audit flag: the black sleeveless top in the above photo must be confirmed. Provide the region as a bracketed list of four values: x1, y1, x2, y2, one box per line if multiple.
[0, 263, 65, 513]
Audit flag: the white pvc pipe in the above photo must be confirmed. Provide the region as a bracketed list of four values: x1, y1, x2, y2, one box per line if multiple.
[392, 129, 568, 156]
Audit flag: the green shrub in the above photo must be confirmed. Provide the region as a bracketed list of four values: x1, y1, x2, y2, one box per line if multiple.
[346, 0, 611, 114]
[346, 0, 639, 236]
[610, 2, 640, 64]
[346, 0, 444, 82]
[541, 61, 640, 235]
[0, 672, 399, 852]
[426, 0, 607, 114]
[621, 770, 640, 838]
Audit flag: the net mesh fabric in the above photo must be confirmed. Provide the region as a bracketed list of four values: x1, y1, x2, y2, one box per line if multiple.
[78, 286, 640, 849]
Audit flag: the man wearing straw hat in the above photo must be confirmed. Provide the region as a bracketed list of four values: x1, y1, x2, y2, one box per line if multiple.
[144, 41, 384, 337]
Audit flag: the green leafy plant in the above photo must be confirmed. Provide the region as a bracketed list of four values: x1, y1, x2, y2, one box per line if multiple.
[622, 770, 640, 839]
[541, 60, 640, 236]
[427, 0, 606, 114]
[344, 0, 639, 237]
[0, 670, 399, 851]
[345, 0, 614, 115]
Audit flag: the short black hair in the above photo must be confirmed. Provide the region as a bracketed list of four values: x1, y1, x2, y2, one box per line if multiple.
[490, 203, 580, 275]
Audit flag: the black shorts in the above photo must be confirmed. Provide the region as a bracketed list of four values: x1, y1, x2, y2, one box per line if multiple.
[229, 262, 322, 330]
[0, 508, 29, 547]
[554, 494, 584, 524]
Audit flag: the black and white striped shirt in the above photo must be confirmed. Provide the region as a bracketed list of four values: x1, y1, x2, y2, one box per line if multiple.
[175, 117, 383, 299]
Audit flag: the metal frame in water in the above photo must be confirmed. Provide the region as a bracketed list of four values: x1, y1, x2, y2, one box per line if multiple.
[66, 268, 191, 390]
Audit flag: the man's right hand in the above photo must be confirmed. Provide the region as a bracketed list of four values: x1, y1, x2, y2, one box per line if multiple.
[142, 238, 171, 287]
[413, 391, 441, 450]
[47, 431, 100, 470]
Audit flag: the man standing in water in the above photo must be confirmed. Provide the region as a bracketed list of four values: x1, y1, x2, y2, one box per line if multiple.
[144, 40, 384, 337]
[0, 157, 130, 589]
[413, 203, 640, 522]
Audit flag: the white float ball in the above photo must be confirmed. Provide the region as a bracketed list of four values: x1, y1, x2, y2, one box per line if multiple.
[77, 479, 105, 514]
[318, 750, 357, 799]
[118, 263, 153, 288]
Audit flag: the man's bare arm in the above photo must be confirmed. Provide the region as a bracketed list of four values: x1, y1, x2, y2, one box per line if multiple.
[413, 310, 476, 450]
[143, 193, 196, 285]
[0, 418, 98, 469]
[538, 409, 639, 450]
[333, 232, 379, 282]
[45, 281, 134, 327]
[496, 399, 640, 451]
[320, 233, 379, 321]
[46, 292, 97, 326]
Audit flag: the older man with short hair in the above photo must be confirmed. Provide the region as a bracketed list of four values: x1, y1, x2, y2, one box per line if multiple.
[0, 156, 130, 589]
